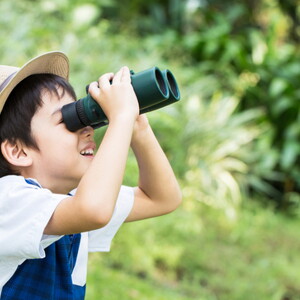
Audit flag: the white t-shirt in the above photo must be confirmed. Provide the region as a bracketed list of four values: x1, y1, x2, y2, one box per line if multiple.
[0, 175, 134, 296]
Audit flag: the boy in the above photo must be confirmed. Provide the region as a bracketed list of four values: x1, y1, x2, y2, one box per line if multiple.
[0, 51, 181, 299]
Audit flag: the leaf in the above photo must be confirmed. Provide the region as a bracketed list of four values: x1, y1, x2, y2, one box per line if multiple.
[269, 78, 288, 97]
[280, 141, 300, 170]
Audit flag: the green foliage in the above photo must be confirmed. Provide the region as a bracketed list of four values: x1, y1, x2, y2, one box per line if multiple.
[242, 38, 300, 204]
[148, 93, 267, 218]
[86, 201, 300, 299]
[165, 0, 300, 209]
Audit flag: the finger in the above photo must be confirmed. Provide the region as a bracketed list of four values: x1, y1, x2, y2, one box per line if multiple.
[98, 72, 114, 89]
[112, 67, 124, 84]
[88, 81, 100, 99]
[88, 81, 99, 92]
[120, 66, 131, 83]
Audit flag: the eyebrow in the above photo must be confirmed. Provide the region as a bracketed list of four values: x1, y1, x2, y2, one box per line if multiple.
[51, 107, 62, 116]
[51, 97, 76, 117]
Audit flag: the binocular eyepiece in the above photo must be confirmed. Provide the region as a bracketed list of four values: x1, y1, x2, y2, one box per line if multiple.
[61, 67, 181, 132]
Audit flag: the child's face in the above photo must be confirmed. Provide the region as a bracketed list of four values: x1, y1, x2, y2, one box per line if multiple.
[27, 88, 96, 194]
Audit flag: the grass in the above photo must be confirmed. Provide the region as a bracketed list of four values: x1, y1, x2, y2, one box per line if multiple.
[85, 200, 300, 300]
[86, 263, 198, 300]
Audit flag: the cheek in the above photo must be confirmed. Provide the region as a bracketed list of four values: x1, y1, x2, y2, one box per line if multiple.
[40, 150, 77, 176]
[39, 135, 78, 161]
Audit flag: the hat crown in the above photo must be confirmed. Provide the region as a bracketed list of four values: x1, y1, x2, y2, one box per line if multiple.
[0, 51, 69, 113]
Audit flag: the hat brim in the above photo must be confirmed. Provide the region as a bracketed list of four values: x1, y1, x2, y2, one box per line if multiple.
[0, 51, 69, 112]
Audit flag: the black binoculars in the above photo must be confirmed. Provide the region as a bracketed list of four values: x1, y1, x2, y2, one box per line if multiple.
[61, 67, 181, 132]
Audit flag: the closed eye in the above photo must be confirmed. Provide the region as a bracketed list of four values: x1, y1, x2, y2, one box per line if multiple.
[55, 117, 65, 126]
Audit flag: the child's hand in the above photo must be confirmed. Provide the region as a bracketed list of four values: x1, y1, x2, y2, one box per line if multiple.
[134, 114, 150, 132]
[131, 114, 152, 145]
[88, 66, 139, 123]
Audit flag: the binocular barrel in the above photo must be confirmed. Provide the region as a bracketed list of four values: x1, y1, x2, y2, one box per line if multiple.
[61, 67, 180, 132]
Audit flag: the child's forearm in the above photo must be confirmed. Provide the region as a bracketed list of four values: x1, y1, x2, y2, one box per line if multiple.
[131, 125, 182, 215]
[75, 116, 135, 224]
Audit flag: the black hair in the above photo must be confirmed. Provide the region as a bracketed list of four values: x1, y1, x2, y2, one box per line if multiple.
[0, 74, 76, 177]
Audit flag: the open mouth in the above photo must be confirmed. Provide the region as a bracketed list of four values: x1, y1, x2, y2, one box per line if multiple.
[80, 148, 94, 156]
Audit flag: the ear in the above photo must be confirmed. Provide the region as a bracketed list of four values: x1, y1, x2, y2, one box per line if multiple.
[1, 140, 33, 167]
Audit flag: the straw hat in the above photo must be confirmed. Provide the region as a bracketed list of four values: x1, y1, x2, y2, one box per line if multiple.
[0, 51, 69, 113]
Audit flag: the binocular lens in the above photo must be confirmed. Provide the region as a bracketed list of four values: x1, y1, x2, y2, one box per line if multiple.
[155, 68, 168, 97]
[139, 69, 180, 114]
[164, 70, 180, 100]
[130, 67, 169, 109]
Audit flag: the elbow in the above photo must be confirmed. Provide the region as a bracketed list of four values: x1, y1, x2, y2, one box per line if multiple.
[177, 190, 183, 207]
[165, 187, 183, 214]
[173, 181, 183, 207]
[91, 206, 113, 228]
[92, 214, 111, 229]
[173, 189, 183, 211]
[80, 203, 113, 230]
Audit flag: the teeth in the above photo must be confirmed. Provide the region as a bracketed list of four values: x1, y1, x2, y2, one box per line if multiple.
[80, 149, 94, 155]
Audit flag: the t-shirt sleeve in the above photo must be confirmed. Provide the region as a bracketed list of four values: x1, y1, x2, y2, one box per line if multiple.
[88, 185, 134, 252]
[0, 176, 65, 260]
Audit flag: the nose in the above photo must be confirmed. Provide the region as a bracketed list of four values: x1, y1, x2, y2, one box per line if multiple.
[79, 126, 94, 137]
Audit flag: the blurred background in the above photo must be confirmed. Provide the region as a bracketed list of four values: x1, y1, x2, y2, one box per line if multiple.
[1, 0, 300, 299]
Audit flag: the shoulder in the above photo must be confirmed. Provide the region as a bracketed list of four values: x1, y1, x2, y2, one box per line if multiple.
[0, 175, 67, 259]
[0, 175, 68, 213]
[0, 175, 41, 189]
[0, 175, 42, 201]
[0, 174, 28, 186]
[0, 175, 31, 198]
